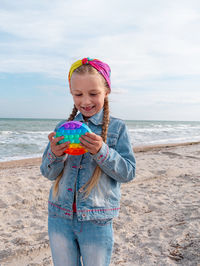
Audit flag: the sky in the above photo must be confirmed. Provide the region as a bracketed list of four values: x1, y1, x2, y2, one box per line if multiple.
[0, 0, 200, 121]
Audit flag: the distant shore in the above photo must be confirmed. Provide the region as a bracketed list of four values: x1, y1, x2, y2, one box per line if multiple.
[133, 140, 200, 152]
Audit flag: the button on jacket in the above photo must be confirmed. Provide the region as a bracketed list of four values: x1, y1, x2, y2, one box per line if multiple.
[40, 109, 136, 221]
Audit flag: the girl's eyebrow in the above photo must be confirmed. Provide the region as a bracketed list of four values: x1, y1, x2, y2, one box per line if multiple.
[72, 89, 100, 93]
[72, 89, 82, 92]
[88, 89, 101, 93]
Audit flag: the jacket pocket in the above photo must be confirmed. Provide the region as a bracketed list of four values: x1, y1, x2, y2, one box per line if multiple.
[107, 133, 118, 148]
[90, 218, 113, 226]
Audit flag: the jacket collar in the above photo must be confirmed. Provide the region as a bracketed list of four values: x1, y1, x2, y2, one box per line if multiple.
[74, 108, 104, 125]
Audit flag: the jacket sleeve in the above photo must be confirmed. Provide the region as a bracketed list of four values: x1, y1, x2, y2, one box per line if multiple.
[40, 121, 68, 181]
[92, 121, 136, 183]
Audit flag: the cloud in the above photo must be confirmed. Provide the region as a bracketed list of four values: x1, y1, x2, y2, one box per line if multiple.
[0, 0, 200, 120]
[112, 88, 129, 94]
[1, 0, 200, 81]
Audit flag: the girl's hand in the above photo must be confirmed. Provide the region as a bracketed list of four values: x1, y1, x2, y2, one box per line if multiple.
[79, 132, 103, 155]
[48, 132, 70, 157]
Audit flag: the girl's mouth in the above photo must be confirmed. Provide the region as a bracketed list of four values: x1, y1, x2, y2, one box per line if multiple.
[82, 106, 95, 112]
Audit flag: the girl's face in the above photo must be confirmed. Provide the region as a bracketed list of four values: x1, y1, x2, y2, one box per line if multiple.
[70, 73, 109, 119]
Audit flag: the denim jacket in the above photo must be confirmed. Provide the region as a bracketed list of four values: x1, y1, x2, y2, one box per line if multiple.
[40, 108, 136, 221]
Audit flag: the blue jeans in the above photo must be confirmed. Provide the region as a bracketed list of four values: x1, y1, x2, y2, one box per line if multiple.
[48, 213, 114, 266]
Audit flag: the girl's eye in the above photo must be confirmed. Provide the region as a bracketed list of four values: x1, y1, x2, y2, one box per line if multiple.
[90, 94, 97, 96]
[75, 94, 82, 97]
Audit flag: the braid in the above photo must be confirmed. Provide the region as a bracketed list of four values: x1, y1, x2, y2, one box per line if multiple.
[80, 98, 110, 198]
[53, 104, 78, 198]
[67, 105, 78, 121]
[101, 97, 110, 143]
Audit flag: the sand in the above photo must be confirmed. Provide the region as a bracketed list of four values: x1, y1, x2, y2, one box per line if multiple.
[0, 142, 200, 266]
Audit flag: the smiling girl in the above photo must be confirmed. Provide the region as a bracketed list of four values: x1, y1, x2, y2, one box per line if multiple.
[40, 57, 136, 266]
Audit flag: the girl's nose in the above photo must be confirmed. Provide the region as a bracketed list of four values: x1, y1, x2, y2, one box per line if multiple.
[82, 96, 91, 105]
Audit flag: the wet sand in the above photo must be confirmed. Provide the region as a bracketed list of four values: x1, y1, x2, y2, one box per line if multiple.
[0, 142, 200, 265]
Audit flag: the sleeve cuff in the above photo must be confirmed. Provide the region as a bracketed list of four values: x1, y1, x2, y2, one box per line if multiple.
[47, 148, 67, 164]
[92, 142, 109, 164]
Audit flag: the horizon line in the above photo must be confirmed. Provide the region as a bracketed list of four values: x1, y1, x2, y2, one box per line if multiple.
[0, 117, 200, 123]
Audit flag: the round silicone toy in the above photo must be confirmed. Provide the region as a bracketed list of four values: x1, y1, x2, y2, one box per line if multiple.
[55, 121, 92, 155]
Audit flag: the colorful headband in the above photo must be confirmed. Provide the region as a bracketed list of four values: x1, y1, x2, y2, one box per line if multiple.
[68, 57, 111, 89]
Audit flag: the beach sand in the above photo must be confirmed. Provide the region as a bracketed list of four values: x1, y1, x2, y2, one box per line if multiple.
[0, 142, 200, 265]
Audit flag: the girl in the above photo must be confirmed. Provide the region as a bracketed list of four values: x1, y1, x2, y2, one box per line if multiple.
[40, 57, 136, 266]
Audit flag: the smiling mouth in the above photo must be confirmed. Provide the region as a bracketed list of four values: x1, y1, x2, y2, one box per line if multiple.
[82, 106, 95, 112]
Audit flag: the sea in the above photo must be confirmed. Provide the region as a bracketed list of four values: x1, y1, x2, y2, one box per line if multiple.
[0, 118, 200, 162]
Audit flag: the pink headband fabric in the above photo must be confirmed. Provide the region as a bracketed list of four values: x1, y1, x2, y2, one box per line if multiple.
[68, 57, 111, 90]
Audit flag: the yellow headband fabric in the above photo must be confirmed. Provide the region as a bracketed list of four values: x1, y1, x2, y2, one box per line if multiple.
[68, 60, 82, 83]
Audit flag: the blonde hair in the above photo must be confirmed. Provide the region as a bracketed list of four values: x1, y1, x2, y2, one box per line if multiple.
[53, 64, 110, 198]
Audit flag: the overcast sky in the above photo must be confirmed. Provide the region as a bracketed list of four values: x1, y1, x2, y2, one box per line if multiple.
[0, 0, 200, 121]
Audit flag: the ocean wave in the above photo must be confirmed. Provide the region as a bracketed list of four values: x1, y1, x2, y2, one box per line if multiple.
[1, 118, 200, 162]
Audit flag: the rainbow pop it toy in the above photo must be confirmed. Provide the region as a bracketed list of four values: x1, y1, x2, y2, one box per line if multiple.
[56, 121, 92, 155]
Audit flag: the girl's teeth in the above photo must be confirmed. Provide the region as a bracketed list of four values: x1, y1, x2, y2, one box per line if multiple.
[84, 107, 93, 111]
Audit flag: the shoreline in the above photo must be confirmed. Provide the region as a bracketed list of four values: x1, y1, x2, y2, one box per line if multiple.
[0, 140, 200, 169]
[133, 140, 200, 152]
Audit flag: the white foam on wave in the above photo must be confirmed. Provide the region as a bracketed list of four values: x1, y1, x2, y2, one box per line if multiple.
[0, 131, 13, 135]
[129, 127, 176, 133]
[130, 134, 200, 146]
[20, 131, 50, 134]
[0, 153, 43, 162]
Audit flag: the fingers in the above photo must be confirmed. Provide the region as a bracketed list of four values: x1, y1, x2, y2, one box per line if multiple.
[79, 133, 103, 154]
[80, 133, 101, 143]
[56, 141, 70, 148]
[84, 132, 101, 141]
[51, 141, 70, 157]
[48, 131, 70, 157]
[48, 132, 65, 145]
[57, 144, 70, 153]
[48, 132, 56, 142]
[79, 137, 96, 149]
[52, 136, 65, 145]
[80, 136, 99, 147]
